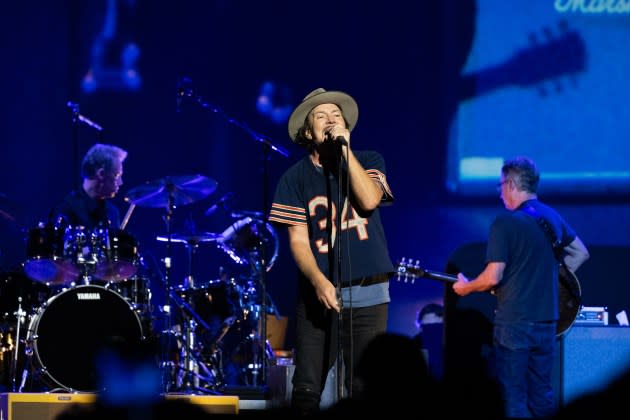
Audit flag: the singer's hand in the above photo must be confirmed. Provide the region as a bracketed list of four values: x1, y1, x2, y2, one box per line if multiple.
[317, 279, 341, 313]
[325, 125, 350, 148]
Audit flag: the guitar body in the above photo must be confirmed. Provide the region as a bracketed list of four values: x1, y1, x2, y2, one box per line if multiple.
[557, 264, 581, 337]
[396, 259, 581, 337]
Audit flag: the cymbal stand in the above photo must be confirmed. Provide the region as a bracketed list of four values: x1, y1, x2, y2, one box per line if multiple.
[160, 189, 175, 392]
[11, 297, 26, 391]
[168, 291, 222, 393]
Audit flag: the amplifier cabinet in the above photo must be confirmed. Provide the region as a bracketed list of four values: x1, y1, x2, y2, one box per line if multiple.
[560, 326, 630, 406]
[163, 394, 239, 414]
[0, 393, 97, 420]
[0, 393, 239, 419]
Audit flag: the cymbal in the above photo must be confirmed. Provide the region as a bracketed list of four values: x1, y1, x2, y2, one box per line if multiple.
[125, 175, 217, 208]
[156, 232, 222, 245]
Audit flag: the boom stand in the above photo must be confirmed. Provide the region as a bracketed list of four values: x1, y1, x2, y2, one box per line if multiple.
[178, 78, 289, 388]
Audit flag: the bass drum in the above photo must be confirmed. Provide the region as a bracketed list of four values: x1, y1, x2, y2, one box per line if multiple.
[27, 285, 144, 392]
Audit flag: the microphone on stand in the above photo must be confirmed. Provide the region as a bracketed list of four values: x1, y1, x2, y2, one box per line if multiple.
[334, 136, 348, 146]
[325, 129, 348, 146]
[205, 192, 235, 216]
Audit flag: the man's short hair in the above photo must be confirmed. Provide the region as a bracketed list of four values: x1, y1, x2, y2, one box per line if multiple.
[81, 143, 128, 179]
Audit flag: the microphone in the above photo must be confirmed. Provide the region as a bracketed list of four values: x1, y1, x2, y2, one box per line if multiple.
[334, 136, 348, 146]
[205, 192, 235, 216]
[325, 129, 348, 146]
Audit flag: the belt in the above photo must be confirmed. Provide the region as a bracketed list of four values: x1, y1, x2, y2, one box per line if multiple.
[341, 272, 392, 287]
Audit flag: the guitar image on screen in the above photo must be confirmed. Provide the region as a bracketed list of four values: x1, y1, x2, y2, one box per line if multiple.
[395, 258, 581, 337]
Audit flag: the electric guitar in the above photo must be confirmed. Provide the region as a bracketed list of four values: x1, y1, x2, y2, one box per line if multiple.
[395, 258, 581, 337]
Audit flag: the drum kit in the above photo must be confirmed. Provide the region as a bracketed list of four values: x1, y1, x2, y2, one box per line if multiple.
[0, 174, 279, 394]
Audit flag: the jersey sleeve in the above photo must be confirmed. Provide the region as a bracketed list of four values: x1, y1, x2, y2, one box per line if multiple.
[268, 167, 307, 227]
[360, 151, 394, 203]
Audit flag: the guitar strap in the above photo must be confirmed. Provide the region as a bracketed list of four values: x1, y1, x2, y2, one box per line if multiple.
[521, 205, 581, 303]
[521, 205, 562, 259]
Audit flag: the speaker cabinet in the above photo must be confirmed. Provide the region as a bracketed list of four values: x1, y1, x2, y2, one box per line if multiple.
[163, 394, 239, 414]
[560, 326, 630, 406]
[0, 393, 239, 419]
[0, 393, 96, 420]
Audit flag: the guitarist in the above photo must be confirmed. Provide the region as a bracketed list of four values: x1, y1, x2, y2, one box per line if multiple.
[452, 156, 589, 419]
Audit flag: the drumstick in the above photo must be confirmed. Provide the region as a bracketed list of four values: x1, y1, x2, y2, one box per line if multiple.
[120, 203, 136, 231]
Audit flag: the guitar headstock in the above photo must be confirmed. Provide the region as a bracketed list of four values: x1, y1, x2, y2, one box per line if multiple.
[464, 19, 587, 100]
[395, 257, 425, 284]
[507, 19, 586, 96]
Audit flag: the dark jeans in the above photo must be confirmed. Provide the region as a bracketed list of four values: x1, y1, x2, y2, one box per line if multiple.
[291, 298, 388, 414]
[494, 321, 557, 418]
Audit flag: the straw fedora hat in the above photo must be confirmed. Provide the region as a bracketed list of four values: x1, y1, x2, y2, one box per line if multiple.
[287, 88, 359, 142]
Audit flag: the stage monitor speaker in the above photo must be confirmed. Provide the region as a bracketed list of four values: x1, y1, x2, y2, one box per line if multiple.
[0, 392, 96, 420]
[0, 393, 239, 419]
[163, 394, 239, 414]
[560, 325, 630, 406]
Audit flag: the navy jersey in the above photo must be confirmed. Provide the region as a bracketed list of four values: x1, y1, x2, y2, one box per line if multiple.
[269, 150, 394, 285]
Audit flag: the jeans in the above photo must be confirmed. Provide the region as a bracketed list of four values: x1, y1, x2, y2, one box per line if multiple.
[291, 297, 388, 414]
[494, 321, 557, 418]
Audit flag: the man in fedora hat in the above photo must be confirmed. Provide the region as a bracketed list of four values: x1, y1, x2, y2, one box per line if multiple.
[269, 88, 395, 414]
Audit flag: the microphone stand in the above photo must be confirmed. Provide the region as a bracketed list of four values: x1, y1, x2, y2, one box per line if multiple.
[335, 143, 346, 402]
[66, 101, 104, 189]
[178, 78, 289, 390]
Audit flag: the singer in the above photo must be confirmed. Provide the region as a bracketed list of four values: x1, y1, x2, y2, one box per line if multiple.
[268, 88, 395, 415]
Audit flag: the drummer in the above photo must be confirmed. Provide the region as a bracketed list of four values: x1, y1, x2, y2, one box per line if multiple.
[49, 143, 127, 230]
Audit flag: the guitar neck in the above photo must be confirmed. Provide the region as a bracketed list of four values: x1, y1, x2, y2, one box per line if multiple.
[422, 269, 458, 284]
[396, 259, 458, 284]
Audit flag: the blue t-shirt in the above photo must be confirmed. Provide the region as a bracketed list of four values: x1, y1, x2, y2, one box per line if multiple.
[487, 199, 576, 323]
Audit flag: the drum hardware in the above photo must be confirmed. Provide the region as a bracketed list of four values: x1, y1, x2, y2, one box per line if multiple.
[216, 216, 279, 273]
[177, 80, 291, 389]
[165, 291, 223, 393]
[156, 231, 221, 290]
[156, 229, 225, 393]
[125, 174, 219, 394]
[216, 214, 280, 388]
[4, 297, 27, 392]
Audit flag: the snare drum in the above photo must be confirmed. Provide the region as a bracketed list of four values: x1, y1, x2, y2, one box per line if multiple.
[27, 285, 144, 392]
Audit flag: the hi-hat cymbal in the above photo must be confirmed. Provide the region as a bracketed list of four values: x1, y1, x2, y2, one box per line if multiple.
[125, 175, 217, 208]
[156, 232, 222, 245]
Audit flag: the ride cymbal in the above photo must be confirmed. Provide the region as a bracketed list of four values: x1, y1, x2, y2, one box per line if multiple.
[125, 175, 218, 208]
